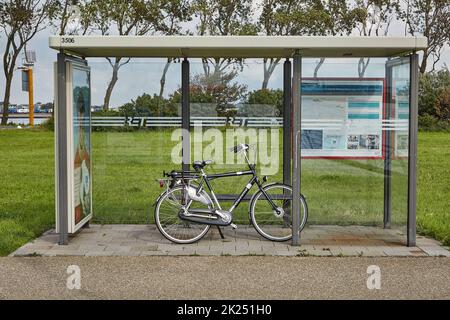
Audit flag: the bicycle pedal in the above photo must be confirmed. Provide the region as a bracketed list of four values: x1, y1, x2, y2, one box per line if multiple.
[230, 223, 237, 229]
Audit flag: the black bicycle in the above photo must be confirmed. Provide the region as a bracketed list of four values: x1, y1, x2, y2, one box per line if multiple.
[154, 144, 308, 243]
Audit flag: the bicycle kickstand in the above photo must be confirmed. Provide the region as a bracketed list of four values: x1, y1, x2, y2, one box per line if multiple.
[217, 226, 225, 239]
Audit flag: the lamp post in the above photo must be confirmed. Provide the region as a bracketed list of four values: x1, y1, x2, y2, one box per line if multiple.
[20, 50, 36, 126]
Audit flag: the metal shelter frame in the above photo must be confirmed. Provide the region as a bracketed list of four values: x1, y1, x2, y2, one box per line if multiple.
[50, 35, 426, 247]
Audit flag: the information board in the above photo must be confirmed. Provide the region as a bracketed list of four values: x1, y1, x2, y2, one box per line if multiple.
[301, 79, 384, 158]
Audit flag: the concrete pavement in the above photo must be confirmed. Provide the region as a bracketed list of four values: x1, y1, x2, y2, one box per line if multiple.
[0, 256, 449, 299]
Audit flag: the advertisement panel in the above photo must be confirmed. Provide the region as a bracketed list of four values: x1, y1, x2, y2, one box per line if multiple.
[72, 65, 92, 228]
[55, 60, 92, 234]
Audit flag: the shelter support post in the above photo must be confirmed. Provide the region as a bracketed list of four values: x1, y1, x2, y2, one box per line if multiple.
[291, 52, 302, 246]
[182, 58, 190, 172]
[283, 59, 292, 187]
[57, 52, 68, 245]
[407, 54, 418, 247]
[383, 64, 392, 229]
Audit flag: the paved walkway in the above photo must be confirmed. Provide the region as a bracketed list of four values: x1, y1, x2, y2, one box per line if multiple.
[0, 256, 449, 299]
[10, 224, 450, 257]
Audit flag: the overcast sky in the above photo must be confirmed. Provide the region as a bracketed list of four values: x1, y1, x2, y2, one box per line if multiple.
[1, 21, 449, 108]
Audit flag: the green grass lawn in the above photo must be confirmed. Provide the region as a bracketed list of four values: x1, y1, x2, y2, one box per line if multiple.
[0, 128, 449, 255]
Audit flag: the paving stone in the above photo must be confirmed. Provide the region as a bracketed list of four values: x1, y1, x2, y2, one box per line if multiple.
[417, 246, 450, 257]
[247, 244, 263, 252]
[111, 251, 142, 256]
[417, 238, 442, 246]
[168, 249, 196, 256]
[222, 248, 236, 256]
[361, 248, 389, 257]
[304, 249, 333, 257]
[85, 251, 115, 256]
[104, 245, 132, 253]
[49, 244, 81, 251]
[382, 247, 416, 256]
[77, 245, 107, 252]
[21, 244, 55, 251]
[140, 251, 169, 256]
[232, 249, 251, 255]
[130, 245, 158, 252]
[11, 248, 48, 257]
[48, 249, 88, 256]
[194, 248, 214, 255]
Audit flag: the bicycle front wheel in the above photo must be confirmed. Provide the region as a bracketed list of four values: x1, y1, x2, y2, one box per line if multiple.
[155, 185, 211, 244]
[250, 183, 308, 242]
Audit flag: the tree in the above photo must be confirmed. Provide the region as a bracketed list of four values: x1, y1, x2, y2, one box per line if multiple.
[171, 71, 247, 119]
[48, 0, 91, 36]
[435, 87, 450, 122]
[119, 93, 178, 117]
[192, 0, 257, 83]
[246, 89, 283, 116]
[398, 0, 450, 74]
[157, 0, 191, 101]
[353, 0, 399, 78]
[258, 0, 357, 83]
[419, 69, 450, 117]
[1, 0, 54, 125]
[84, 0, 189, 110]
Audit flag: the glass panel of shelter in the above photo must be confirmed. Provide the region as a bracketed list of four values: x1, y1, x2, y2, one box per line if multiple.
[90, 58, 182, 224]
[300, 57, 409, 234]
[87, 55, 411, 233]
[189, 58, 284, 224]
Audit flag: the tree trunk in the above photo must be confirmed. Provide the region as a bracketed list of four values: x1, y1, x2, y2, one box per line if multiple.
[213, 58, 221, 78]
[202, 58, 209, 77]
[262, 75, 269, 90]
[159, 59, 171, 99]
[103, 59, 121, 111]
[1, 73, 13, 125]
[358, 58, 371, 78]
[314, 58, 325, 78]
[419, 50, 428, 74]
[262, 58, 280, 90]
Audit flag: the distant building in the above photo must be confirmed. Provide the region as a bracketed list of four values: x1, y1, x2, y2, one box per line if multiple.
[1, 102, 18, 113]
[10, 104, 18, 113]
[17, 104, 29, 114]
[91, 105, 103, 112]
[34, 102, 42, 112]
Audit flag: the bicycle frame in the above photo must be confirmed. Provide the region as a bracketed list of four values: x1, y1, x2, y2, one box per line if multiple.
[192, 164, 280, 216]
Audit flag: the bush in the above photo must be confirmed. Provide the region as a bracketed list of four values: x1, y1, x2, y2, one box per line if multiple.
[40, 115, 54, 131]
[418, 114, 450, 132]
[435, 87, 450, 122]
[418, 69, 450, 131]
[92, 109, 121, 117]
[246, 89, 283, 116]
[419, 69, 450, 117]
[118, 93, 178, 117]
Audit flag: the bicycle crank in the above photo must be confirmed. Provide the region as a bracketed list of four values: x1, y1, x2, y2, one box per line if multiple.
[179, 208, 233, 226]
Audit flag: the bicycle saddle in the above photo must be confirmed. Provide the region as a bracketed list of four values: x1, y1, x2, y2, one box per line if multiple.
[232, 143, 249, 153]
[193, 159, 213, 171]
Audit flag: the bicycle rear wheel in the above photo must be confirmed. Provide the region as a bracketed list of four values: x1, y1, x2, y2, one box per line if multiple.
[250, 183, 308, 242]
[155, 185, 211, 244]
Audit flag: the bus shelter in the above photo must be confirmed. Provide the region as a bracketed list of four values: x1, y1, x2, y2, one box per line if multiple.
[49, 35, 427, 246]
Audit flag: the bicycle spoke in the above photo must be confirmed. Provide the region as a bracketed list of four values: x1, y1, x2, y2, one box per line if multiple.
[251, 184, 307, 241]
[155, 186, 210, 243]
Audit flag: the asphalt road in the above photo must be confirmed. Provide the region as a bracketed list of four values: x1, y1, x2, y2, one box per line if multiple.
[0, 256, 449, 300]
